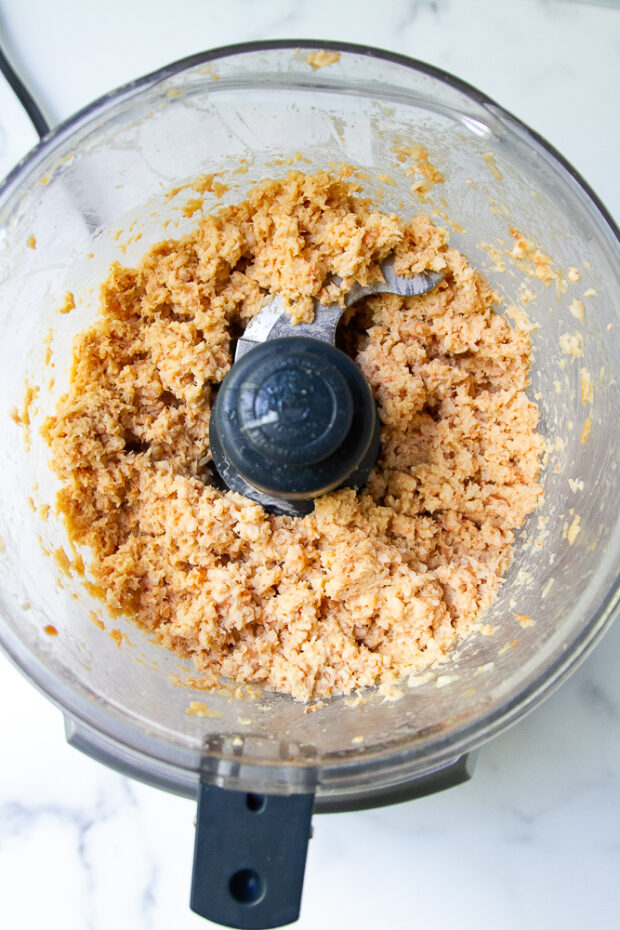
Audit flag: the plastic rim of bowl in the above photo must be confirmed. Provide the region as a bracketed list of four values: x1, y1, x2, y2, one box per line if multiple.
[0, 39, 618, 805]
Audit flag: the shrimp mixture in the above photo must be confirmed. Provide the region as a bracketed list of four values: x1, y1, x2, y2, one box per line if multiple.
[43, 170, 543, 701]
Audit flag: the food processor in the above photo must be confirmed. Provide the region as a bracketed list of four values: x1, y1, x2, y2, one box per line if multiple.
[0, 40, 618, 930]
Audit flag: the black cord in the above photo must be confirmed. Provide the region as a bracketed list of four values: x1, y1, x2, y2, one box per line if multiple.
[0, 40, 50, 138]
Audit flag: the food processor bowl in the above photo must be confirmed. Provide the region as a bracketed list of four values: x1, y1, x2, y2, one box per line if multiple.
[0, 40, 618, 928]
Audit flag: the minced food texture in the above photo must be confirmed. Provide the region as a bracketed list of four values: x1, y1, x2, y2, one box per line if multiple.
[43, 170, 543, 701]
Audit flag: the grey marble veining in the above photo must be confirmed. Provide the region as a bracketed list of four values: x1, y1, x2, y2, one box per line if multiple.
[0, 0, 618, 927]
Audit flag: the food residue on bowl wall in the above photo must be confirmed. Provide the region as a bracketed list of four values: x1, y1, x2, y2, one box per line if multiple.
[304, 50, 341, 70]
[58, 291, 76, 315]
[186, 701, 222, 718]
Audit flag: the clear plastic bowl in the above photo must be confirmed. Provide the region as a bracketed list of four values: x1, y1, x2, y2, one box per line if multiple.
[0, 41, 618, 811]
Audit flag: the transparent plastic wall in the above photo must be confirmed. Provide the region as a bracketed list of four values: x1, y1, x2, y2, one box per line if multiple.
[0, 45, 618, 803]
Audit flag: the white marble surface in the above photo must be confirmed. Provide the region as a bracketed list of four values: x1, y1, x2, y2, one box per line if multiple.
[1, 1, 619, 928]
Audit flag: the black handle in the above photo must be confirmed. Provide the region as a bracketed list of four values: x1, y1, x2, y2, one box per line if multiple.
[190, 783, 314, 929]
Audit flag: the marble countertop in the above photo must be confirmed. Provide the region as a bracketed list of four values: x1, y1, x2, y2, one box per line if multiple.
[0, 1, 619, 928]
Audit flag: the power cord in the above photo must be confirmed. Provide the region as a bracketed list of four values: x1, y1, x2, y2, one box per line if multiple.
[0, 39, 50, 138]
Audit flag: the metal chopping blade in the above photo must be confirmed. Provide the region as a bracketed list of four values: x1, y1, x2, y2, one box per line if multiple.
[235, 256, 443, 360]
